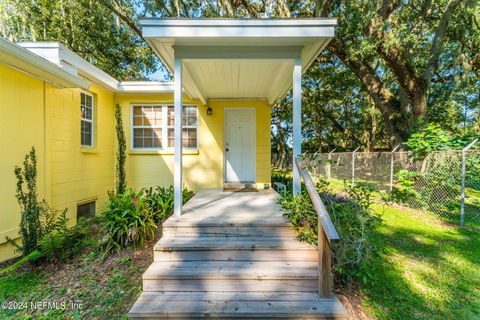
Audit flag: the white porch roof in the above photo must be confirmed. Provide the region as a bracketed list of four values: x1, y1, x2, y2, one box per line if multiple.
[140, 18, 336, 104]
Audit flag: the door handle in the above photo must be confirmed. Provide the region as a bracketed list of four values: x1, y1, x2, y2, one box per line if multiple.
[226, 148, 229, 152]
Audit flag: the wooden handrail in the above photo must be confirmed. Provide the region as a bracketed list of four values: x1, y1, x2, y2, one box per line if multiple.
[295, 157, 340, 242]
[295, 157, 340, 298]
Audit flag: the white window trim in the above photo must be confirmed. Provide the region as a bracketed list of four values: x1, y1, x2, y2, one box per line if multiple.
[130, 104, 198, 151]
[81, 91, 94, 147]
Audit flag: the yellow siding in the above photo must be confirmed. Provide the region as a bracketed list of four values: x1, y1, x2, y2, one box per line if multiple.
[0, 65, 271, 262]
[0, 64, 115, 261]
[0, 65, 46, 260]
[114, 96, 271, 191]
[47, 83, 115, 224]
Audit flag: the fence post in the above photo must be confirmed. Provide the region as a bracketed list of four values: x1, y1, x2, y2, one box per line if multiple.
[327, 148, 335, 180]
[460, 138, 478, 226]
[389, 144, 400, 192]
[352, 147, 360, 186]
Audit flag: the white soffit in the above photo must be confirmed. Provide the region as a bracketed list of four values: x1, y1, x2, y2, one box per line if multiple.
[17, 41, 176, 94]
[140, 18, 337, 104]
[0, 38, 89, 89]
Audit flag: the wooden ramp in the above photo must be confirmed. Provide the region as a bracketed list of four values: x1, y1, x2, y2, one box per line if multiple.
[128, 189, 347, 319]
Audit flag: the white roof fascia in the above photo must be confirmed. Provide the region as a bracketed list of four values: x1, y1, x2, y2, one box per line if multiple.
[0, 38, 90, 89]
[17, 41, 179, 95]
[145, 38, 205, 104]
[140, 18, 337, 105]
[118, 81, 175, 93]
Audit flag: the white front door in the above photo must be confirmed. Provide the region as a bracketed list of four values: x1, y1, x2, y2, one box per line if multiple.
[224, 108, 256, 183]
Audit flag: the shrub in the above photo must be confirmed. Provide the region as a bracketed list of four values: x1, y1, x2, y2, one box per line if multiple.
[9, 148, 72, 259]
[278, 177, 381, 286]
[144, 186, 194, 223]
[271, 170, 294, 194]
[38, 209, 90, 262]
[13, 147, 41, 255]
[101, 189, 157, 249]
[115, 103, 127, 195]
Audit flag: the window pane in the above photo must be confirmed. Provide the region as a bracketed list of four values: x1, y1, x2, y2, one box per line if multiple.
[153, 128, 162, 148]
[85, 106, 92, 120]
[134, 128, 143, 138]
[133, 106, 142, 115]
[183, 107, 197, 126]
[86, 94, 92, 107]
[133, 115, 143, 126]
[169, 106, 174, 125]
[134, 137, 143, 148]
[182, 128, 197, 148]
[81, 120, 92, 146]
[168, 128, 174, 147]
[81, 93, 86, 105]
[144, 137, 153, 148]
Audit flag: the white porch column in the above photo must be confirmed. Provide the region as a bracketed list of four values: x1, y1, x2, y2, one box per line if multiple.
[292, 57, 302, 196]
[174, 57, 183, 216]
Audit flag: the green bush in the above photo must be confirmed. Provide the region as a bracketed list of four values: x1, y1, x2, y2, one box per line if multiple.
[144, 186, 194, 223]
[12, 147, 42, 255]
[38, 212, 91, 262]
[101, 189, 157, 250]
[278, 178, 381, 286]
[115, 103, 127, 195]
[271, 170, 294, 194]
[9, 147, 75, 261]
[386, 170, 424, 205]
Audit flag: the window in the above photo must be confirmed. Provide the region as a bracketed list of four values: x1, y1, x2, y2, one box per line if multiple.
[77, 201, 95, 220]
[132, 105, 163, 148]
[132, 105, 198, 150]
[80, 92, 94, 146]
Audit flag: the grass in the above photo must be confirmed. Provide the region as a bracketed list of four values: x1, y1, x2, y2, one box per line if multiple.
[325, 177, 480, 228]
[0, 227, 156, 319]
[326, 177, 480, 318]
[357, 203, 480, 319]
[273, 169, 480, 319]
[1, 177, 479, 319]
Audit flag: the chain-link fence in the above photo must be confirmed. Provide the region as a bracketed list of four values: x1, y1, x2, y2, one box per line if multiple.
[301, 142, 480, 226]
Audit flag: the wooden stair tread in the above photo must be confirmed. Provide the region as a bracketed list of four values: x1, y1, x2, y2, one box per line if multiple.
[163, 217, 290, 227]
[154, 237, 316, 251]
[129, 190, 347, 318]
[143, 261, 318, 280]
[128, 292, 347, 319]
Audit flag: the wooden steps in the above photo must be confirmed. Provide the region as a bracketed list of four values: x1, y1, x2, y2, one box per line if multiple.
[128, 189, 347, 319]
[129, 292, 347, 319]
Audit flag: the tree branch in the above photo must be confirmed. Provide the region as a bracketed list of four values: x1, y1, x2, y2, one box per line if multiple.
[422, 0, 463, 84]
[99, 0, 143, 40]
[327, 39, 407, 144]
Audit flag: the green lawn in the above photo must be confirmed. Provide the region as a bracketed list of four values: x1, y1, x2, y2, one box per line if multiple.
[358, 203, 480, 319]
[273, 169, 480, 319]
[0, 235, 155, 319]
[1, 186, 479, 319]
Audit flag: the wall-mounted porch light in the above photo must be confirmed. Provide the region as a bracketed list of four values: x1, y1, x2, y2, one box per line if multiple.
[206, 107, 213, 116]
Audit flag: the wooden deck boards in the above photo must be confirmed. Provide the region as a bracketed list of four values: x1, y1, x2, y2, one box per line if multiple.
[128, 189, 347, 319]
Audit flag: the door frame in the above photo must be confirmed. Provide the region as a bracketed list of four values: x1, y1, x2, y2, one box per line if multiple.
[223, 107, 256, 183]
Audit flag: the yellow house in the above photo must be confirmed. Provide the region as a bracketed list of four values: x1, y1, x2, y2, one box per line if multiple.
[0, 37, 271, 261]
[0, 18, 337, 261]
[0, 19, 348, 318]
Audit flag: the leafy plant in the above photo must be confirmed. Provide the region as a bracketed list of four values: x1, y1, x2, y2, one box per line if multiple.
[145, 186, 194, 223]
[278, 176, 381, 286]
[115, 103, 127, 195]
[386, 170, 423, 205]
[271, 170, 294, 194]
[12, 147, 41, 255]
[101, 189, 157, 250]
[404, 124, 479, 159]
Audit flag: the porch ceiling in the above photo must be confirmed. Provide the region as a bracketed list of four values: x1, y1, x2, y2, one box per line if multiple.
[140, 19, 337, 105]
